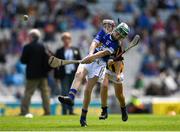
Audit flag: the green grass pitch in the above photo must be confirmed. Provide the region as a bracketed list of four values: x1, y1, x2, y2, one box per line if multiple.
[0, 114, 180, 131]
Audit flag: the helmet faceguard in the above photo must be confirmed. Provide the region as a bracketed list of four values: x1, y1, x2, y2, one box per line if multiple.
[113, 22, 130, 39]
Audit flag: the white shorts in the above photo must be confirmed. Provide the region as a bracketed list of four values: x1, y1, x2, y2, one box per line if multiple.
[80, 59, 106, 82]
[106, 69, 124, 84]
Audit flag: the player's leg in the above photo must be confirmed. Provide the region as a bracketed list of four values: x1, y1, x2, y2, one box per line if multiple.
[58, 64, 87, 105]
[99, 73, 109, 120]
[80, 76, 98, 127]
[20, 79, 37, 115]
[114, 82, 128, 121]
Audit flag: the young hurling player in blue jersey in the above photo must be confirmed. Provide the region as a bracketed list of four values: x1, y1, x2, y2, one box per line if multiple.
[58, 19, 115, 105]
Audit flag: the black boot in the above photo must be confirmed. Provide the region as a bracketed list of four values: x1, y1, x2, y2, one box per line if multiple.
[80, 109, 88, 127]
[58, 95, 74, 106]
[99, 107, 108, 120]
[80, 118, 87, 127]
[121, 107, 128, 122]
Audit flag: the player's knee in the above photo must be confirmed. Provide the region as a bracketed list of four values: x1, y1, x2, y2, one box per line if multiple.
[74, 72, 82, 80]
[85, 87, 93, 95]
[85, 88, 90, 94]
[102, 83, 108, 90]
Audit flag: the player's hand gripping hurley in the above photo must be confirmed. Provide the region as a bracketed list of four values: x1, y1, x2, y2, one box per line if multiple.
[114, 34, 140, 61]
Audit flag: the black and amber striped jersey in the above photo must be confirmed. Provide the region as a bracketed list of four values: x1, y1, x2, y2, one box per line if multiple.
[107, 45, 124, 73]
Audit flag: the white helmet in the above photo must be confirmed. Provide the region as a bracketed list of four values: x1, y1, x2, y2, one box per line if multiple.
[114, 22, 130, 38]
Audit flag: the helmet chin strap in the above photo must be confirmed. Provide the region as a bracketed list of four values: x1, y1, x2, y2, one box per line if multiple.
[111, 31, 119, 41]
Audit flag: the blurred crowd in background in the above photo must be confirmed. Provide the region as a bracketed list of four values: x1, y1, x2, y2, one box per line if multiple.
[0, 0, 179, 102]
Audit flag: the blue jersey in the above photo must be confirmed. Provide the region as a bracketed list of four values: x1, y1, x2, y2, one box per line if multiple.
[93, 29, 119, 62]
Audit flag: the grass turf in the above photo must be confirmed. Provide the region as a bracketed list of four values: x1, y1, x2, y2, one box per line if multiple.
[0, 114, 180, 131]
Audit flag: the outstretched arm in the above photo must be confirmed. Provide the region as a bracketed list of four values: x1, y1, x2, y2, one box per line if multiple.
[89, 41, 98, 55]
[81, 50, 111, 64]
[88, 28, 105, 55]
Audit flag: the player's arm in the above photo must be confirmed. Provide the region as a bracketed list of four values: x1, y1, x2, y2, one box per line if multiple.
[90, 50, 110, 59]
[88, 29, 105, 55]
[81, 41, 116, 64]
[88, 41, 99, 55]
[81, 50, 111, 64]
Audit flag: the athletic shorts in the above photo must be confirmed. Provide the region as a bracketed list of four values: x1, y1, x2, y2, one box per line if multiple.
[80, 59, 106, 82]
[106, 69, 124, 84]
